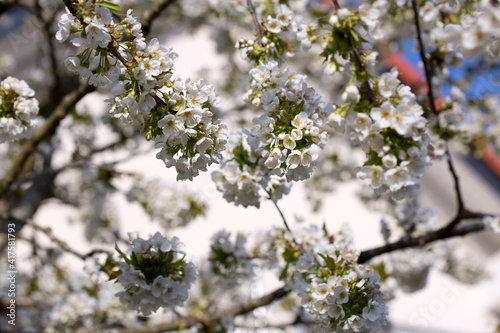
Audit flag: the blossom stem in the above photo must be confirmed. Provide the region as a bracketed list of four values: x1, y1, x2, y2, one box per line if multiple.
[411, 0, 466, 228]
[268, 194, 299, 246]
[411, 0, 439, 119]
[27, 219, 112, 260]
[331, 0, 376, 103]
[247, 0, 263, 45]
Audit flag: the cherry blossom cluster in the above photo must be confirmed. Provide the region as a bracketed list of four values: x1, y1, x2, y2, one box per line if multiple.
[302, 6, 433, 199]
[211, 131, 291, 208]
[56, 1, 228, 180]
[114, 232, 197, 316]
[0, 76, 39, 143]
[244, 60, 334, 182]
[235, 4, 306, 62]
[441, 241, 485, 285]
[48, 284, 136, 331]
[126, 177, 207, 228]
[321, 5, 383, 75]
[152, 78, 228, 180]
[393, 198, 435, 235]
[483, 215, 500, 233]
[257, 223, 388, 332]
[235, 3, 434, 200]
[442, 2, 500, 61]
[384, 248, 434, 293]
[346, 70, 433, 199]
[379, 1, 500, 157]
[213, 60, 340, 202]
[436, 88, 500, 156]
[208, 230, 255, 288]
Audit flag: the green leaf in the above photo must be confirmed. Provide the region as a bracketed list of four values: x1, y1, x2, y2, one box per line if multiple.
[318, 253, 337, 273]
[108, 269, 122, 281]
[98, 1, 122, 13]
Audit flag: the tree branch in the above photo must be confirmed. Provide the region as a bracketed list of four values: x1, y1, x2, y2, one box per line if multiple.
[331, 0, 340, 11]
[411, 0, 439, 118]
[26, 220, 112, 260]
[410, 0, 466, 233]
[0, 82, 94, 198]
[34, 0, 63, 101]
[141, 0, 179, 37]
[0, 0, 18, 16]
[267, 194, 299, 246]
[359, 212, 486, 263]
[116, 285, 291, 333]
[247, 0, 263, 45]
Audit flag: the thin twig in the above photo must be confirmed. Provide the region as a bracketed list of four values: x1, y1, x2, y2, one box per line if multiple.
[331, 0, 376, 103]
[141, 0, 178, 37]
[34, 0, 62, 100]
[411, 0, 439, 118]
[268, 196, 299, 246]
[0, 0, 18, 16]
[411, 0, 466, 232]
[247, 0, 263, 44]
[27, 220, 112, 260]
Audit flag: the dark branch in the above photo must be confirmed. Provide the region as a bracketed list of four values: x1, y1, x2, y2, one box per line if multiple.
[27, 220, 112, 260]
[247, 0, 263, 44]
[411, 0, 439, 118]
[410, 0, 466, 231]
[34, 0, 63, 102]
[268, 194, 299, 245]
[141, 0, 178, 37]
[331, 0, 341, 11]
[116, 286, 291, 333]
[0, 82, 94, 198]
[0, 0, 19, 16]
[359, 212, 486, 263]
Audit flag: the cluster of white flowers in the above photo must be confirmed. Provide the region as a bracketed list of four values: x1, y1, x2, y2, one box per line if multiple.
[0, 76, 39, 143]
[258, 223, 388, 332]
[212, 57, 338, 205]
[57, 1, 228, 180]
[48, 284, 136, 332]
[483, 215, 500, 233]
[212, 131, 291, 208]
[114, 232, 197, 316]
[152, 78, 229, 181]
[350, 68, 433, 200]
[393, 199, 435, 234]
[245, 60, 334, 181]
[436, 90, 500, 156]
[441, 241, 485, 284]
[385, 248, 434, 293]
[208, 230, 255, 288]
[321, 5, 383, 76]
[443, 2, 500, 60]
[126, 177, 207, 228]
[235, 4, 313, 62]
